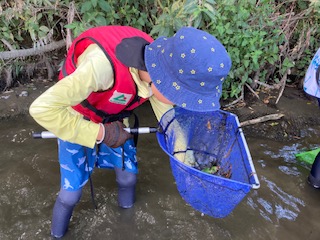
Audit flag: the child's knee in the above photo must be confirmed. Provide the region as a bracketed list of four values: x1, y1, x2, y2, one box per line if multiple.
[115, 168, 137, 188]
[58, 189, 82, 207]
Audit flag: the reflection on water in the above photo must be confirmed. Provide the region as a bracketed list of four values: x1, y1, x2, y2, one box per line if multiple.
[278, 166, 300, 176]
[251, 144, 306, 223]
[1, 109, 320, 240]
[248, 176, 305, 223]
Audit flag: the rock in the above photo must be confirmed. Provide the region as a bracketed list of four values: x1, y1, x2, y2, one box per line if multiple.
[19, 91, 28, 97]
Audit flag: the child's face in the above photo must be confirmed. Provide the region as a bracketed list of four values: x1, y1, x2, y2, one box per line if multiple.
[139, 70, 173, 105]
[151, 83, 174, 105]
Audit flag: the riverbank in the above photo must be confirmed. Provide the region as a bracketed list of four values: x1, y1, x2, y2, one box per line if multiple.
[0, 80, 53, 119]
[1, 80, 319, 142]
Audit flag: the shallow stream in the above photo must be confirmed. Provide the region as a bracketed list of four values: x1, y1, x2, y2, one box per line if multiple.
[0, 104, 319, 240]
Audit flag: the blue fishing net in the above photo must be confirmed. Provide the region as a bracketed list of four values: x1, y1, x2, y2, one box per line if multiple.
[157, 107, 260, 218]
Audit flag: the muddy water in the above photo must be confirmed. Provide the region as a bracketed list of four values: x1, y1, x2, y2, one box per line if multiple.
[1, 104, 320, 240]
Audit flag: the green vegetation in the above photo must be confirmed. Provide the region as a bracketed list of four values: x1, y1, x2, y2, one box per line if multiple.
[0, 0, 319, 102]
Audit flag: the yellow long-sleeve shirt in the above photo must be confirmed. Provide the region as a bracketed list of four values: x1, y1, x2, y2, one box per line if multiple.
[29, 44, 172, 148]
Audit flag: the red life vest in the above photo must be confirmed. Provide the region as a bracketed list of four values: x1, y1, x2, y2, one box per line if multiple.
[58, 26, 153, 123]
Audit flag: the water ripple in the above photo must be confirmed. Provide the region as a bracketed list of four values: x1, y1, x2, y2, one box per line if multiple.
[247, 176, 305, 223]
[278, 166, 301, 176]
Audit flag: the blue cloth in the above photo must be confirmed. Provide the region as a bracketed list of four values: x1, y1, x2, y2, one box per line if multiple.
[96, 139, 137, 172]
[58, 138, 137, 191]
[304, 47, 320, 98]
[53, 139, 138, 238]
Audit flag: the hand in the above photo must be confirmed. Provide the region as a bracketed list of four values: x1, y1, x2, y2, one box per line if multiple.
[103, 121, 133, 148]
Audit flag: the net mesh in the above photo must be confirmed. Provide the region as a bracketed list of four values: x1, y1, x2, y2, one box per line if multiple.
[157, 107, 259, 218]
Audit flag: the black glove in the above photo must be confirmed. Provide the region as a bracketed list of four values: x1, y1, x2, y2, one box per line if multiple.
[103, 121, 133, 148]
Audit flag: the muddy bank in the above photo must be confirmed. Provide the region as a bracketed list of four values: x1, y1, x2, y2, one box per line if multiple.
[1, 81, 319, 142]
[223, 86, 320, 141]
[0, 80, 53, 119]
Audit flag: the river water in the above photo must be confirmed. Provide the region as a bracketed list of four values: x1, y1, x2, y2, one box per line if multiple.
[0, 104, 319, 240]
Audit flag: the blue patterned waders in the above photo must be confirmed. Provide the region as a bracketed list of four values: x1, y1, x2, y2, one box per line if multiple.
[58, 138, 137, 191]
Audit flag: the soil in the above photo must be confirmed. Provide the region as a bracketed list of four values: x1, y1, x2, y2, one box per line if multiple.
[221, 85, 320, 141]
[1, 79, 319, 142]
[0, 79, 54, 119]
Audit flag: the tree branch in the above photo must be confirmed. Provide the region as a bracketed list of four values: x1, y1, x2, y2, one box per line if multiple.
[245, 83, 260, 100]
[0, 40, 65, 60]
[240, 113, 285, 127]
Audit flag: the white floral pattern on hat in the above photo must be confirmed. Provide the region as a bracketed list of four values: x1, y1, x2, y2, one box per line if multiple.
[145, 27, 232, 112]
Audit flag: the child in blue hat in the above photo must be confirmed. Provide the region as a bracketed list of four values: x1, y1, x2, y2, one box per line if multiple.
[29, 26, 231, 238]
[303, 47, 320, 189]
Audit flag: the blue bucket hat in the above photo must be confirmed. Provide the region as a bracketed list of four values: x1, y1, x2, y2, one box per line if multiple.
[145, 27, 231, 111]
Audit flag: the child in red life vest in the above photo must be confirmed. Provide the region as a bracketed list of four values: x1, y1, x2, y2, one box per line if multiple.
[29, 26, 232, 238]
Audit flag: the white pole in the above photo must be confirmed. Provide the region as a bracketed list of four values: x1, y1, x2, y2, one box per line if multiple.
[32, 127, 158, 139]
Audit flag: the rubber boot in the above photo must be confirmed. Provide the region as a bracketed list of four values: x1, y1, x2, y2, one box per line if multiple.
[115, 167, 137, 208]
[51, 189, 82, 238]
[308, 152, 320, 189]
